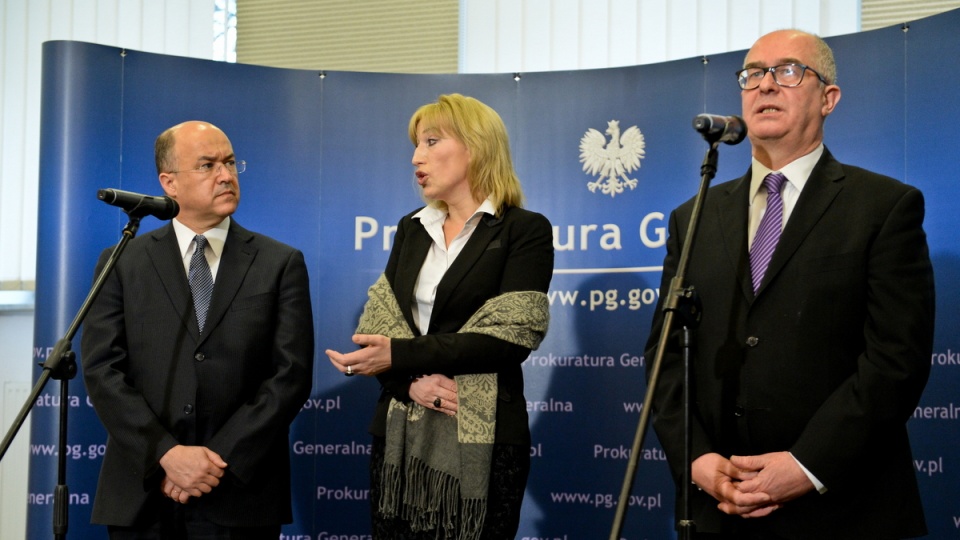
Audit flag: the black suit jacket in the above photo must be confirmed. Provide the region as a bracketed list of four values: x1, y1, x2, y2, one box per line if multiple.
[368, 205, 554, 446]
[646, 148, 935, 538]
[80, 219, 314, 527]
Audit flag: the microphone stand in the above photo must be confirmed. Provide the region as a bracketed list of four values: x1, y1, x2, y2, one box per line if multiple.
[0, 215, 142, 539]
[609, 139, 724, 540]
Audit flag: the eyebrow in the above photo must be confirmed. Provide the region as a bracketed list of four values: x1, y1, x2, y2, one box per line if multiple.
[416, 127, 443, 144]
[196, 153, 235, 162]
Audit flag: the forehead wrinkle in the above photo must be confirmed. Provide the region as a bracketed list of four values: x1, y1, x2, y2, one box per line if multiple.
[744, 57, 804, 69]
[194, 151, 235, 163]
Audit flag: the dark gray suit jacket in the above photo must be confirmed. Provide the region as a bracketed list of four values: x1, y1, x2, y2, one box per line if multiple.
[81, 219, 314, 527]
[368, 205, 554, 446]
[647, 148, 935, 538]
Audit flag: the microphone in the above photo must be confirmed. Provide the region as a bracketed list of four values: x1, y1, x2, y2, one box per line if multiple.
[97, 188, 179, 220]
[692, 114, 748, 145]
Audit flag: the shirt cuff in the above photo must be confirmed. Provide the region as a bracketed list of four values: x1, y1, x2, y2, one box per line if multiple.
[790, 452, 828, 494]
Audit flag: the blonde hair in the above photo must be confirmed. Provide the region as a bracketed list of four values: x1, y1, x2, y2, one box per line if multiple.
[408, 94, 524, 215]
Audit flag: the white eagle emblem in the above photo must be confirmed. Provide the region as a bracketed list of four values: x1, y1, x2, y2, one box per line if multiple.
[579, 120, 646, 197]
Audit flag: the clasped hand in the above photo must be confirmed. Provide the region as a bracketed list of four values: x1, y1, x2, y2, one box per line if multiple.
[409, 374, 459, 416]
[158, 445, 227, 503]
[692, 451, 815, 518]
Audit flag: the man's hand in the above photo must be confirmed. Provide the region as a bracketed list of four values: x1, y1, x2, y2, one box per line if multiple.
[728, 452, 815, 514]
[158, 445, 228, 500]
[161, 475, 192, 504]
[691, 453, 776, 517]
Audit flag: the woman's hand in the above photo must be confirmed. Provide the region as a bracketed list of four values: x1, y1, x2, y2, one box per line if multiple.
[325, 334, 392, 376]
[409, 374, 458, 416]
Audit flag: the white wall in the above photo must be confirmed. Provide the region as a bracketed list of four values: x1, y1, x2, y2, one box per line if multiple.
[0, 2, 214, 538]
[459, 0, 859, 73]
[0, 0, 215, 289]
[0, 305, 34, 540]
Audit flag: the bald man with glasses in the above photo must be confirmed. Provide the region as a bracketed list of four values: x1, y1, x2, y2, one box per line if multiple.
[81, 121, 314, 539]
[646, 30, 934, 539]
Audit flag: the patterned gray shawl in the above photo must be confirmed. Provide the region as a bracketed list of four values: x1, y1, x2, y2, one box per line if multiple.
[355, 273, 549, 539]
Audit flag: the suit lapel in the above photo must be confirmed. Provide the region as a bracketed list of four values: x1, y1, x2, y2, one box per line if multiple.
[145, 224, 198, 339]
[713, 173, 754, 301]
[200, 221, 257, 343]
[432, 212, 503, 317]
[390, 210, 504, 332]
[758, 150, 845, 295]
[392, 223, 432, 334]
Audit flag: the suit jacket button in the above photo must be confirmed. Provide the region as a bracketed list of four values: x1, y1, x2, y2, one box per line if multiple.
[745, 336, 759, 347]
[183, 404, 194, 415]
[734, 405, 745, 417]
[194, 353, 205, 362]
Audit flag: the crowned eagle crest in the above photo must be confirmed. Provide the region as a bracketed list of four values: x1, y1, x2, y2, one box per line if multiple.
[579, 120, 646, 197]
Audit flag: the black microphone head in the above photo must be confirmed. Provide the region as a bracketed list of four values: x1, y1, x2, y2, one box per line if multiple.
[136, 195, 178, 220]
[97, 188, 179, 220]
[691, 114, 714, 133]
[692, 114, 747, 145]
[96, 188, 116, 203]
[163, 197, 180, 219]
[725, 115, 748, 145]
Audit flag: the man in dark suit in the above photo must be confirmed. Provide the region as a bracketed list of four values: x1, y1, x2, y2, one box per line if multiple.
[81, 120, 314, 538]
[647, 30, 935, 539]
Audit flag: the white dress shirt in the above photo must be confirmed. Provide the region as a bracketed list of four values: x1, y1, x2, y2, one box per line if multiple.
[410, 199, 496, 334]
[171, 216, 231, 282]
[747, 144, 824, 249]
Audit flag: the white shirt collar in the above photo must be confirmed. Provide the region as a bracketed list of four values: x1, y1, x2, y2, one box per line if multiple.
[412, 198, 496, 225]
[749, 143, 824, 202]
[171, 216, 230, 259]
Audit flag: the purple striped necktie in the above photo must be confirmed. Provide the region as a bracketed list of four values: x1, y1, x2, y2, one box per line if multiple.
[750, 172, 787, 293]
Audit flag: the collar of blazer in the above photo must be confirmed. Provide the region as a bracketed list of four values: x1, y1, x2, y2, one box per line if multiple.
[713, 148, 846, 299]
[145, 220, 258, 342]
[393, 208, 509, 334]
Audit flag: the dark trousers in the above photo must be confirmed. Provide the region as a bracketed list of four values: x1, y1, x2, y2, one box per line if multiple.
[106, 502, 280, 540]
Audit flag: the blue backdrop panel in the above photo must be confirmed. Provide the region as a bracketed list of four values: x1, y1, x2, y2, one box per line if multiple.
[27, 8, 960, 539]
[30, 40, 127, 530]
[901, 13, 960, 540]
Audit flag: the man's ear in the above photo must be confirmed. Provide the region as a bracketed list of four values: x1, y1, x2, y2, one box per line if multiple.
[821, 84, 841, 117]
[159, 173, 177, 198]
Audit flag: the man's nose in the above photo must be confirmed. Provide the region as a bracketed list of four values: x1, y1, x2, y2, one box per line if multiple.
[758, 70, 779, 90]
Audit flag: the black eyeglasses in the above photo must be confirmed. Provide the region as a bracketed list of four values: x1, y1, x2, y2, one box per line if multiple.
[736, 63, 828, 90]
[169, 159, 246, 176]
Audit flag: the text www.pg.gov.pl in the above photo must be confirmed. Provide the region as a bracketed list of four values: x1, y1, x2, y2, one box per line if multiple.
[548, 287, 660, 311]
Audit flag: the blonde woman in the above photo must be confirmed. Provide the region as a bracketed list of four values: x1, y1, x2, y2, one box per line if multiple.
[327, 94, 553, 539]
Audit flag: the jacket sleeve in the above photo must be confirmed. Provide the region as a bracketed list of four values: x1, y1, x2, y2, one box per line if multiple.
[789, 187, 934, 486]
[205, 248, 315, 483]
[80, 247, 182, 485]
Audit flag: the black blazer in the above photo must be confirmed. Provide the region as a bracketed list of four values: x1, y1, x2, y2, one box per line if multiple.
[368, 205, 554, 446]
[647, 148, 935, 538]
[80, 220, 314, 527]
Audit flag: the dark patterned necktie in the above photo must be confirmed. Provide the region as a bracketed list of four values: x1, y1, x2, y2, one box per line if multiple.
[750, 172, 787, 293]
[189, 235, 213, 332]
